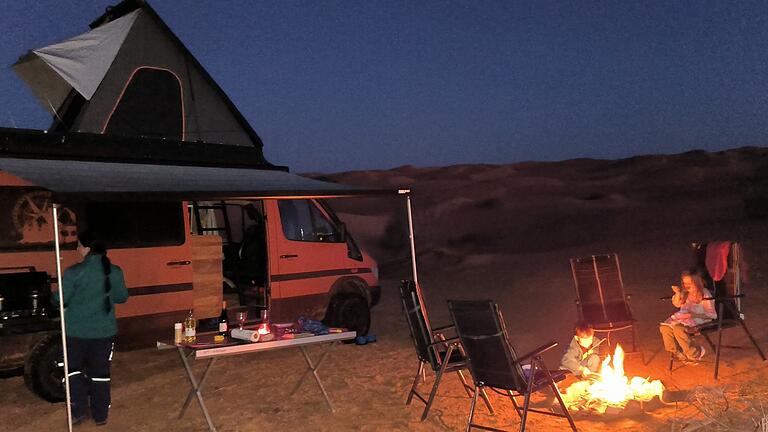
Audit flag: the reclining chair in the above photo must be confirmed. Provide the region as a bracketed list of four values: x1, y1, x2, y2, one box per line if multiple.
[668, 242, 766, 379]
[570, 254, 640, 355]
[448, 299, 577, 432]
[399, 280, 493, 421]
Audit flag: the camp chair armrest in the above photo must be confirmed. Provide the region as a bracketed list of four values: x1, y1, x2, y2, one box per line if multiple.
[428, 336, 459, 347]
[703, 294, 744, 301]
[517, 341, 558, 362]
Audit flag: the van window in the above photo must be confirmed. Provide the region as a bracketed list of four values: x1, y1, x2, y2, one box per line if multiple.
[78, 202, 184, 248]
[0, 188, 77, 250]
[278, 200, 340, 243]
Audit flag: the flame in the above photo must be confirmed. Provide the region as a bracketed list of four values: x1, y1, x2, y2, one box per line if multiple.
[561, 344, 664, 413]
[257, 323, 271, 335]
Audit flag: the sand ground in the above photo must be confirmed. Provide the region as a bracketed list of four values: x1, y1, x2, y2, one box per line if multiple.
[2, 148, 768, 431]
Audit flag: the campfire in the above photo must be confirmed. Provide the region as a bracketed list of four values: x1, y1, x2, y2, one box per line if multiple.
[561, 344, 665, 414]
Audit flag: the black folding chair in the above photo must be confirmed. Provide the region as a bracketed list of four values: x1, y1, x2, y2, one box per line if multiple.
[448, 300, 577, 432]
[668, 242, 766, 379]
[570, 254, 641, 355]
[400, 280, 493, 421]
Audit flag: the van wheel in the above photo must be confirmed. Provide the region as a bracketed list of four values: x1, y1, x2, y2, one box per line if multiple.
[329, 294, 370, 337]
[24, 333, 65, 402]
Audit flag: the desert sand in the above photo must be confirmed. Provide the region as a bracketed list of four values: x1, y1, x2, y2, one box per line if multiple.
[2, 147, 768, 431]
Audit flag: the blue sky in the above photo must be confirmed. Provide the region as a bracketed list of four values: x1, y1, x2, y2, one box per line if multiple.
[2, 1, 768, 172]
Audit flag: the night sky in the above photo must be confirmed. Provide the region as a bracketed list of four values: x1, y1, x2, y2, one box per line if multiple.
[1, 1, 768, 173]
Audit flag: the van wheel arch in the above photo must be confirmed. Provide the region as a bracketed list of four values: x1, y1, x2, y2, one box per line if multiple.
[323, 278, 371, 337]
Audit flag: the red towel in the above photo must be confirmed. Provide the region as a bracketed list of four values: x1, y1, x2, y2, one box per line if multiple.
[706, 241, 731, 281]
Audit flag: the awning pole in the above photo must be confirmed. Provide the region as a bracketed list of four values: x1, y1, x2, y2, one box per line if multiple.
[405, 193, 419, 286]
[53, 204, 73, 432]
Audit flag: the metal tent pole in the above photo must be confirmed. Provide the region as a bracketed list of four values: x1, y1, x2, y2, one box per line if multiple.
[401, 190, 419, 286]
[53, 204, 73, 432]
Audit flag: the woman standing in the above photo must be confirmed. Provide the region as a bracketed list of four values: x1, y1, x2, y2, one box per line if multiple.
[53, 231, 129, 426]
[659, 271, 716, 363]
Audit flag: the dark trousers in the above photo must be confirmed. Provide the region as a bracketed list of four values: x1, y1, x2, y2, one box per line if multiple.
[66, 337, 114, 422]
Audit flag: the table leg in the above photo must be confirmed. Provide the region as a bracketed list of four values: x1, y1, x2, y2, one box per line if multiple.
[289, 342, 336, 412]
[177, 347, 218, 432]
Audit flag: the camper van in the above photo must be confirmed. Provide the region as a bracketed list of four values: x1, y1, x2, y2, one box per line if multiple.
[0, 134, 382, 402]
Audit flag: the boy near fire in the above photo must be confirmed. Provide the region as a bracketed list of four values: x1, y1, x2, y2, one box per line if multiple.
[560, 322, 605, 378]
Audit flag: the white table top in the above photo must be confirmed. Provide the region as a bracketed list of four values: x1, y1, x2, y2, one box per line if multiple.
[157, 331, 357, 359]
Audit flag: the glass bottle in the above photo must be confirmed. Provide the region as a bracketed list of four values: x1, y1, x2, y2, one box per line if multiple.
[218, 301, 228, 336]
[183, 310, 197, 343]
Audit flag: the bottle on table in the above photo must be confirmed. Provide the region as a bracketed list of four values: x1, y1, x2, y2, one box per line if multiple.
[184, 310, 197, 343]
[218, 301, 229, 337]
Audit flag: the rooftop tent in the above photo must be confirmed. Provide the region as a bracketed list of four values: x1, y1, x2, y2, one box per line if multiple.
[13, 0, 265, 151]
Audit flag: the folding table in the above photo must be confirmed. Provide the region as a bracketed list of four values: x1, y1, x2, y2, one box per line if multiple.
[157, 330, 356, 432]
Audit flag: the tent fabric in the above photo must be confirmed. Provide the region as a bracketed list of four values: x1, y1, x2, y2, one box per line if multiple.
[13, 10, 139, 112]
[0, 157, 393, 202]
[13, 1, 264, 148]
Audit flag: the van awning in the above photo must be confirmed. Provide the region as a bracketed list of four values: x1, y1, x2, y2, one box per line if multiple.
[0, 157, 394, 202]
[0, 128, 397, 202]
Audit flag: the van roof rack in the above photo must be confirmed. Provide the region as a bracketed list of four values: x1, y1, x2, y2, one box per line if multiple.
[0, 127, 284, 171]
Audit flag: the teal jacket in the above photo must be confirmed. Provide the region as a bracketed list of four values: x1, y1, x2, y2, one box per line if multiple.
[52, 254, 129, 339]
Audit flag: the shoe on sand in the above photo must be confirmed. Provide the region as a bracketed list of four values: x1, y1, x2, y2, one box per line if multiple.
[696, 346, 706, 361]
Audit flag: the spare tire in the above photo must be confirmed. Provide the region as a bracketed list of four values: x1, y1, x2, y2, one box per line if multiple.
[329, 294, 370, 337]
[24, 333, 65, 402]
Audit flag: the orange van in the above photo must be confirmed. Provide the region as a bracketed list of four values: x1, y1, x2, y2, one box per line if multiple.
[0, 153, 381, 401]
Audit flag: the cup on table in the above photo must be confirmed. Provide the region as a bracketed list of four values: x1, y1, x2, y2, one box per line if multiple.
[236, 311, 248, 330]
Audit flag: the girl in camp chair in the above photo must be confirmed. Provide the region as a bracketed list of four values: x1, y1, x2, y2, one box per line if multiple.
[659, 271, 717, 363]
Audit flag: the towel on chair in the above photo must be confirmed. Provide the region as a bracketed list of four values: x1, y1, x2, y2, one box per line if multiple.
[706, 241, 731, 282]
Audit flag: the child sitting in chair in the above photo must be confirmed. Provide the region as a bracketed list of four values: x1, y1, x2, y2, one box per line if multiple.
[560, 322, 604, 378]
[659, 271, 716, 363]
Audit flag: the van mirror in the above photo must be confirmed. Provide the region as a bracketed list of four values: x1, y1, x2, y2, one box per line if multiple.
[339, 222, 347, 242]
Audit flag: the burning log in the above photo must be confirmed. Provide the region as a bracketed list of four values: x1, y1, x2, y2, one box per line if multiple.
[561, 344, 666, 414]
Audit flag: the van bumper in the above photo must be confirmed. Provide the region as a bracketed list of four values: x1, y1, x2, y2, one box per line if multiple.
[368, 285, 381, 307]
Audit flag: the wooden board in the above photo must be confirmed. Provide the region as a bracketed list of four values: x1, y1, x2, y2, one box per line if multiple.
[191, 235, 223, 319]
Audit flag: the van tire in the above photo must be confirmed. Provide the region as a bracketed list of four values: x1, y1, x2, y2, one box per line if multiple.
[328, 294, 370, 337]
[24, 333, 65, 402]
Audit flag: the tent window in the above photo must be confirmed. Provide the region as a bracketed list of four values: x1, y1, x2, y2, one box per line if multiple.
[278, 200, 341, 243]
[104, 67, 184, 140]
[77, 202, 184, 248]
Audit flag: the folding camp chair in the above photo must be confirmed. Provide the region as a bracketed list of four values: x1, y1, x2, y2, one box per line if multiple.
[668, 242, 766, 379]
[570, 254, 641, 355]
[447, 300, 577, 432]
[400, 280, 493, 421]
